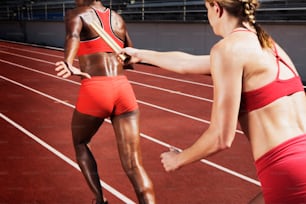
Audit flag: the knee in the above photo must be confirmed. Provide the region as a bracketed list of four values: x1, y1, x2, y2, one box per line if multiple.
[121, 157, 140, 175]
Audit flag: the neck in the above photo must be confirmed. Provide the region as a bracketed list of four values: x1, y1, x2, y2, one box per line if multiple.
[226, 22, 254, 37]
[217, 15, 242, 38]
[91, 1, 104, 8]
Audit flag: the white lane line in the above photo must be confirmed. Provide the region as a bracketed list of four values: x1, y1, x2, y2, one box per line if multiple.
[0, 75, 260, 186]
[0, 53, 212, 103]
[0, 49, 213, 94]
[127, 69, 213, 88]
[0, 44, 64, 59]
[0, 58, 80, 85]
[0, 47, 213, 87]
[0, 58, 243, 135]
[130, 81, 213, 102]
[0, 112, 136, 204]
[140, 133, 261, 186]
[1, 43, 213, 88]
[0, 39, 64, 51]
[1, 41, 306, 91]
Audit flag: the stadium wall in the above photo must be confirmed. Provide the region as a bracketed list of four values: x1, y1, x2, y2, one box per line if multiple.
[0, 21, 305, 82]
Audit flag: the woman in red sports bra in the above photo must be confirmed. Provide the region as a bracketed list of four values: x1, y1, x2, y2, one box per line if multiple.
[122, 0, 306, 203]
[54, 0, 156, 204]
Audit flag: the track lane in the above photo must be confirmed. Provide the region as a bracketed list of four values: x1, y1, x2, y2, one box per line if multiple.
[0, 53, 256, 182]
[0, 77, 136, 203]
[1, 41, 261, 203]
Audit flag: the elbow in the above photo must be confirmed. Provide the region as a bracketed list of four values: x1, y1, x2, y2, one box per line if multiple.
[217, 135, 234, 151]
[218, 142, 231, 151]
[66, 32, 80, 41]
[175, 65, 191, 74]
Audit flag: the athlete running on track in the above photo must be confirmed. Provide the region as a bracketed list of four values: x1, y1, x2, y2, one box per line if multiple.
[54, 0, 156, 204]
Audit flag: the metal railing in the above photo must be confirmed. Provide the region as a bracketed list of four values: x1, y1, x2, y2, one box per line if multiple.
[1, 0, 306, 22]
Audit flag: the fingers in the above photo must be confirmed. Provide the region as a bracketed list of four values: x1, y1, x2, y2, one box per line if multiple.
[54, 61, 64, 71]
[116, 54, 125, 64]
[123, 47, 137, 56]
[160, 152, 175, 172]
[54, 61, 72, 78]
[120, 47, 141, 64]
[160, 146, 181, 172]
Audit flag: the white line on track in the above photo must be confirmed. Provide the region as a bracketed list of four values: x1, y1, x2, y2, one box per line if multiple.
[0, 57, 243, 135]
[0, 44, 64, 59]
[0, 46, 213, 87]
[130, 81, 213, 102]
[128, 69, 213, 87]
[1, 41, 306, 91]
[0, 44, 212, 87]
[0, 75, 260, 186]
[0, 112, 136, 204]
[0, 49, 212, 102]
[0, 41, 261, 186]
[141, 133, 261, 186]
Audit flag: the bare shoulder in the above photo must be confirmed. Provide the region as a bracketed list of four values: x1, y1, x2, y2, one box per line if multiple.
[211, 38, 241, 61]
[111, 10, 124, 21]
[110, 10, 126, 39]
[221, 33, 259, 56]
[110, 10, 126, 30]
[210, 36, 252, 74]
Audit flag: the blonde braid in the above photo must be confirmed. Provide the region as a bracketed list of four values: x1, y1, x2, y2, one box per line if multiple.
[240, 0, 258, 24]
[240, 0, 273, 48]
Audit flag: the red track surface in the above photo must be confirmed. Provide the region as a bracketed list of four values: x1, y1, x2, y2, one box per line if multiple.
[0, 41, 261, 204]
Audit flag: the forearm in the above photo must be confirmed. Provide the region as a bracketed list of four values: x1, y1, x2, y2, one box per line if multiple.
[136, 50, 184, 72]
[135, 50, 210, 75]
[177, 129, 227, 168]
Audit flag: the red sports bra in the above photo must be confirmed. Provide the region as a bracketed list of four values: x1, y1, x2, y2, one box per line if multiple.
[239, 30, 304, 113]
[77, 8, 124, 56]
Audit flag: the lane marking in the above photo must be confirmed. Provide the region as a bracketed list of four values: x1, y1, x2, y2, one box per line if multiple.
[128, 69, 213, 87]
[0, 46, 213, 87]
[0, 112, 136, 204]
[140, 133, 261, 186]
[0, 58, 243, 134]
[130, 81, 213, 102]
[1, 41, 305, 91]
[0, 75, 260, 186]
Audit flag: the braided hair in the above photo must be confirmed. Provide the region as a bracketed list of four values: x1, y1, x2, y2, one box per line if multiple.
[240, 0, 273, 48]
[206, 0, 273, 48]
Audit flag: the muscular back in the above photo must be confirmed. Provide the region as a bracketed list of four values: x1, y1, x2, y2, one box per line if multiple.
[230, 31, 306, 160]
[64, 1, 132, 77]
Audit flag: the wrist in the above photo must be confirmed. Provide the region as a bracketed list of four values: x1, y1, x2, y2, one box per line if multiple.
[64, 61, 73, 75]
[175, 152, 185, 170]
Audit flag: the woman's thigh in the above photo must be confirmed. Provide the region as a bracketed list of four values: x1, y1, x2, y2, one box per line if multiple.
[71, 109, 104, 145]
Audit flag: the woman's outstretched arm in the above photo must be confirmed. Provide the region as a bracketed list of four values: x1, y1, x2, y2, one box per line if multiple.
[122, 47, 211, 75]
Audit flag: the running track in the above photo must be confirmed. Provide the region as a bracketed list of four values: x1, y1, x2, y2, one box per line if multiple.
[0, 41, 262, 204]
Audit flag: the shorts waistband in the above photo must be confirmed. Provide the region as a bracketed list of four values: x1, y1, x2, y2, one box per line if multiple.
[81, 75, 127, 84]
[255, 134, 306, 174]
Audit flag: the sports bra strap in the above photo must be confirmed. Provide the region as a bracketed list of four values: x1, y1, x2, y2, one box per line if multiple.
[272, 42, 297, 78]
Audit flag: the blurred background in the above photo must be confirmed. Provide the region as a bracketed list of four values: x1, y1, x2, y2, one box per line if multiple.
[1, 0, 306, 81]
[1, 0, 305, 22]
